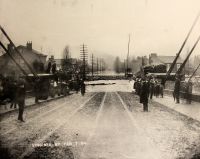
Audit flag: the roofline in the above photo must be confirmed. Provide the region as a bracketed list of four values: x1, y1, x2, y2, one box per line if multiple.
[17, 45, 47, 57]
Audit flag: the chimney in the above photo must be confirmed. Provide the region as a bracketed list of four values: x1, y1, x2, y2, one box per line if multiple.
[26, 41, 32, 50]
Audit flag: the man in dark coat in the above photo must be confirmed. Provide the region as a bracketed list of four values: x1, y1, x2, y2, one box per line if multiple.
[140, 77, 149, 112]
[51, 62, 57, 74]
[16, 78, 26, 122]
[10, 81, 17, 109]
[46, 61, 51, 73]
[80, 80, 86, 96]
[155, 81, 160, 98]
[160, 84, 164, 98]
[137, 79, 141, 96]
[134, 80, 137, 94]
[174, 76, 181, 103]
[185, 81, 192, 104]
[149, 78, 155, 99]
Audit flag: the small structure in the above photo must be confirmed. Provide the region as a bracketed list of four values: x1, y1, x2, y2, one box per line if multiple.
[149, 53, 183, 72]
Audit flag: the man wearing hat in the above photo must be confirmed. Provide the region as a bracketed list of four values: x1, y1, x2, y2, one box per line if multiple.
[174, 75, 181, 104]
[16, 77, 26, 122]
[140, 76, 149, 112]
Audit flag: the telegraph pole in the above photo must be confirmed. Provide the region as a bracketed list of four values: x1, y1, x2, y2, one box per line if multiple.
[187, 48, 190, 75]
[124, 59, 126, 77]
[91, 53, 94, 78]
[101, 58, 104, 73]
[96, 58, 99, 75]
[126, 34, 131, 77]
[80, 44, 88, 80]
[100, 58, 102, 75]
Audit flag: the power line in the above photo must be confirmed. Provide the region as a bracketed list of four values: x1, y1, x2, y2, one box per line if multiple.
[80, 44, 88, 80]
[126, 34, 131, 76]
[96, 58, 99, 75]
[91, 53, 94, 77]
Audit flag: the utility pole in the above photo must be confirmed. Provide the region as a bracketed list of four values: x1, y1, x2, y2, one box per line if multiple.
[101, 58, 104, 73]
[126, 34, 131, 77]
[80, 44, 88, 80]
[188, 63, 200, 82]
[177, 35, 200, 75]
[100, 58, 102, 75]
[187, 48, 190, 75]
[124, 59, 126, 76]
[96, 58, 99, 75]
[166, 12, 200, 78]
[91, 53, 94, 78]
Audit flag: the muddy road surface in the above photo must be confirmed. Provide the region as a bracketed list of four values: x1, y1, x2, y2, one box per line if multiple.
[0, 80, 200, 159]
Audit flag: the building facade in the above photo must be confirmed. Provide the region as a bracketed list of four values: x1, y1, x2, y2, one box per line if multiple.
[149, 53, 183, 73]
[0, 42, 47, 76]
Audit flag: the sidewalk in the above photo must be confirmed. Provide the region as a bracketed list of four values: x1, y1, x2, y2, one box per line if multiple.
[153, 95, 200, 122]
[0, 95, 64, 115]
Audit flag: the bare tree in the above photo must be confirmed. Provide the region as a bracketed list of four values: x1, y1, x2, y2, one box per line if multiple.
[62, 45, 71, 60]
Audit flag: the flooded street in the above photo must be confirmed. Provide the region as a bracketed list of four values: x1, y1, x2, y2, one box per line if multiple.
[1, 0, 200, 158]
[0, 80, 200, 159]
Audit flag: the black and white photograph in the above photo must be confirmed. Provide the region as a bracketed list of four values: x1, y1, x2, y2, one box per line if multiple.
[0, 0, 200, 158]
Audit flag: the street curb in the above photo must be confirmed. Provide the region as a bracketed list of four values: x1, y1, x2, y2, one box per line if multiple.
[151, 100, 200, 158]
[164, 89, 200, 103]
[151, 100, 200, 124]
[0, 95, 66, 118]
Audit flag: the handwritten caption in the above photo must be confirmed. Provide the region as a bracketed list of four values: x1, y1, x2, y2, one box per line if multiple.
[32, 141, 87, 148]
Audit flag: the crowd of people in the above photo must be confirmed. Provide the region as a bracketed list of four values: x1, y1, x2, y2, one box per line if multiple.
[133, 75, 194, 112]
[173, 76, 193, 104]
[134, 76, 164, 112]
[0, 71, 194, 121]
[0, 74, 86, 122]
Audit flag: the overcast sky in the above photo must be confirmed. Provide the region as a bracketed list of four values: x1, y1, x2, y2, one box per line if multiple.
[0, 0, 200, 59]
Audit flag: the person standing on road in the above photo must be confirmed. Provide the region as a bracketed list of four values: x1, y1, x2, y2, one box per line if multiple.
[140, 77, 149, 112]
[174, 76, 181, 104]
[10, 80, 17, 109]
[80, 80, 86, 96]
[185, 81, 192, 104]
[46, 61, 51, 73]
[160, 82, 164, 98]
[155, 81, 160, 98]
[136, 79, 141, 96]
[52, 62, 57, 74]
[16, 77, 26, 122]
[149, 78, 155, 99]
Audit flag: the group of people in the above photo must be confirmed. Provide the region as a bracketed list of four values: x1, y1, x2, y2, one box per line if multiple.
[134, 76, 164, 112]
[0, 73, 86, 122]
[0, 76, 26, 122]
[134, 74, 193, 111]
[173, 76, 193, 104]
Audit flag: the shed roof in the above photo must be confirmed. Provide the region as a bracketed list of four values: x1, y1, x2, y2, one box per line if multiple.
[17, 45, 47, 57]
[151, 55, 183, 64]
